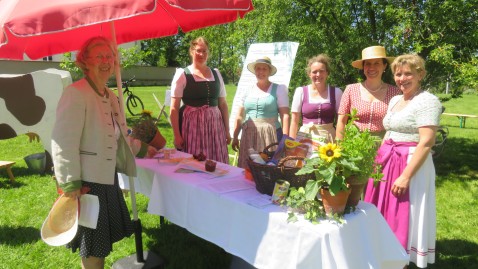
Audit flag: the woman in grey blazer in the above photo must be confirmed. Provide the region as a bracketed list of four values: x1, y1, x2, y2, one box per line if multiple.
[51, 36, 157, 269]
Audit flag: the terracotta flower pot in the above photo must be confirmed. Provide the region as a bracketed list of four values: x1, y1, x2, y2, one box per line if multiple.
[320, 188, 351, 215]
[346, 176, 367, 207]
[148, 129, 166, 150]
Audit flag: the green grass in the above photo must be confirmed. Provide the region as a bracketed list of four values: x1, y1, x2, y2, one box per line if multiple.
[0, 89, 477, 268]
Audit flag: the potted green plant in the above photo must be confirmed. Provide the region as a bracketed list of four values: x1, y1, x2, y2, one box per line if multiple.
[287, 109, 383, 220]
[337, 109, 383, 206]
[130, 110, 166, 150]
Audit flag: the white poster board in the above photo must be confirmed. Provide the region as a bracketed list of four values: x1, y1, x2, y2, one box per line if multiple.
[229, 42, 300, 138]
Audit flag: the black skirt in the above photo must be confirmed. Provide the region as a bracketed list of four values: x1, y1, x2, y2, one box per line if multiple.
[67, 173, 134, 258]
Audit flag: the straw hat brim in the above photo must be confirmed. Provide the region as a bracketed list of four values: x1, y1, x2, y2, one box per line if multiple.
[247, 62, 277, 76]
[41, 195, 79, 246]
[351, 57, 396, 69]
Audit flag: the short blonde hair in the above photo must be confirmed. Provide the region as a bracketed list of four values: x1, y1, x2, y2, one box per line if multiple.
[306, 54, 331, 74]
[391, 54, 426, 77]
[75, 36, 117, 74]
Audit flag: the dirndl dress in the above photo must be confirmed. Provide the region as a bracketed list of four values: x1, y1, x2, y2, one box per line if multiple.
[237, 118, 277, 169]
[182, 105, 229, 164]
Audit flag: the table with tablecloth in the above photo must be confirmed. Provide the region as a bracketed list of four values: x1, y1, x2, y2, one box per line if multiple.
[119, 153, 408, 269]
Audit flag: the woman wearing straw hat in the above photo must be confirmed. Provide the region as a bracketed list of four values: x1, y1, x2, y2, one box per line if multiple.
[231, 56, 290, 168]
[336, 46, 401, 139]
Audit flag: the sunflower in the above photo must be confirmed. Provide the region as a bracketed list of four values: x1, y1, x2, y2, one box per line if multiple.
[140, 109, 153, 117]
[319, 143, 341, 162]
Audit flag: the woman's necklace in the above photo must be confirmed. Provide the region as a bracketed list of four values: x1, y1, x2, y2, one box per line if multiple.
[86, 76, 108, 97]
[364, 81, 384, 93]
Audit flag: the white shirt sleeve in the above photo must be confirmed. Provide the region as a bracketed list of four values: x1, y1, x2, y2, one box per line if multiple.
[213, 68, 227, 97]
[291, 86, 305, 112]
[334, 87, 343, 112]
[170, 68, 186, 98]
[276, 84, 289, 108]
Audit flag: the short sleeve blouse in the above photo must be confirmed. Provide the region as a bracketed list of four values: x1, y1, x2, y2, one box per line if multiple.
[338, 83, 400, 132]
[383, 91, 442, 142]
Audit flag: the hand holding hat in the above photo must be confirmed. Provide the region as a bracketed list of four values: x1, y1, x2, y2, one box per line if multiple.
[41, 194, 79, 246]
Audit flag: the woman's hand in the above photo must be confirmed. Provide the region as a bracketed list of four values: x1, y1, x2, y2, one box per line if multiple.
[174, 136, 184, 150]
[391, 175, 410, 197]
[63, 189, 81, 199]
[226, 133, 232, 145]
[231, 138, 240, 152]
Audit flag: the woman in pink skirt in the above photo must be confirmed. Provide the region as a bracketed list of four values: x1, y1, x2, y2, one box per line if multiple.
[364, 54, 441, 268]
[170, 37, 231, 163]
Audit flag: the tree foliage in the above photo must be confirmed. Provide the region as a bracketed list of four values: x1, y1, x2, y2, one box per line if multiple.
[138, 0, 478, 92]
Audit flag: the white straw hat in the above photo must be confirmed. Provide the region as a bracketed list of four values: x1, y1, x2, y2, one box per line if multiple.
[41, 195, 79, 246]
[351, 46, 395, 69]
[247, 56, 277, 76]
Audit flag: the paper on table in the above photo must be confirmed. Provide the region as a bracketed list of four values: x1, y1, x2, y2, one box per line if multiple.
[205, 179, 254, 194]
[247, 194, 273, 208]
[79, 194, 99, 229]
[176, 159, 229, 177]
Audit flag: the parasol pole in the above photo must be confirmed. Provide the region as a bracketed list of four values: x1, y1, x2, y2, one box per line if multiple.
[109, 22, 164, 269]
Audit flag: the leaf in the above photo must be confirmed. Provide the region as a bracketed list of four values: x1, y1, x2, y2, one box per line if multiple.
[328, 175, 345, 196]
[287, 212, 298, 223]
[304, 180, 320, 200]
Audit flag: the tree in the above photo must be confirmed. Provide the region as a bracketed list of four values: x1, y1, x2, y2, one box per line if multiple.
[134, 0, 478, 93]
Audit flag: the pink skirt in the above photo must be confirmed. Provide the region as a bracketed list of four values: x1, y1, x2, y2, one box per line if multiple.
[182, 105, 229, 164]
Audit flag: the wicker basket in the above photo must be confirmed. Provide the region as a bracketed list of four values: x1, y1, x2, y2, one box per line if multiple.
[247, 156, 315, 195]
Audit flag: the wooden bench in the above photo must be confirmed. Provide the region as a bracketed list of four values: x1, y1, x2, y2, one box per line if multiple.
[0, 161, 16, 182]
[442, 113, 478, 128]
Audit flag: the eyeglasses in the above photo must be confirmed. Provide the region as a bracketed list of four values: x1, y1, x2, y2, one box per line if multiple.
[88, 54, 115, 62]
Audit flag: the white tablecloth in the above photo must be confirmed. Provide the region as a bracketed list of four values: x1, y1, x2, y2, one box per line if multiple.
[119, 154, 408, 269]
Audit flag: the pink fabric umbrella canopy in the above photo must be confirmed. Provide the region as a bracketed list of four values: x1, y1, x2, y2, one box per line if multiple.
[0, 0, 253, 60]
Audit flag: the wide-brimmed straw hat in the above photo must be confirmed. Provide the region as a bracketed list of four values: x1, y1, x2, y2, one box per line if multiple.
[351, 46, 395, 69]
[247, 56, 277, 76]
[41, 194, 79, 246]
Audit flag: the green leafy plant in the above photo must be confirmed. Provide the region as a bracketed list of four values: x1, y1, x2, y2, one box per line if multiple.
[284, 186, 324, 224]
[130, 109, 158, 143]
[287, 109, 383, 222]
[337, 109, 383, 185]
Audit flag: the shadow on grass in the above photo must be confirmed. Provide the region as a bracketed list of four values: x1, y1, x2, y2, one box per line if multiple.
[143, 221, 231, 269]
[0, 166, 52, 189]
[0, 226, 40, 245]
[434, 137, 478, 185]
[408, 239, 478, 269]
